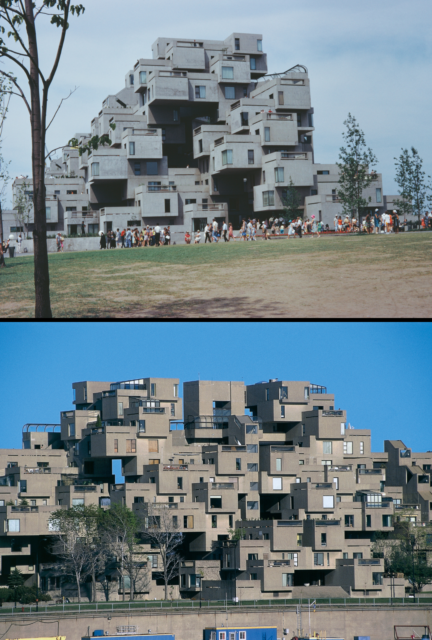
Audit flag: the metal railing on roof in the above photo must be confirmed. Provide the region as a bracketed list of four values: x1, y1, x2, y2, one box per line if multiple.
[23, 424, 61, 433]
[255, 64, 308, 82]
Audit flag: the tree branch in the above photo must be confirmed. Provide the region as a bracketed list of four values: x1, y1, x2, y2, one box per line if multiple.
[46, 0, 70, 88]
[45, 144, 68, 160]
[0, 49, 32, 84]
[2, 6, 34, 63]
[0, 70, 31, 115]
[46, 85, 78, 131]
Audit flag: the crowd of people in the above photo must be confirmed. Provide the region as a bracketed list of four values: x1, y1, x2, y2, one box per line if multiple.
[99, 225, 172, 249]
[332, 209, 407, 234]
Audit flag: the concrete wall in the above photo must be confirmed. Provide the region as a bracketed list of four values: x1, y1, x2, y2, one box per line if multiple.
[1, 605, 431, 640]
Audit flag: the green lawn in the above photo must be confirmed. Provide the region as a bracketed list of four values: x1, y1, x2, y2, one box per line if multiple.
[2, 232, 432, 318]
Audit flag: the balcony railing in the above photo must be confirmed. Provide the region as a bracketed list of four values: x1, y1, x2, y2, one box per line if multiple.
[11, 506, 39, 512]
[71, 212, 95, 219]
[193, 127, 202, 136]
[268, 560, 291, 567]
[329, 465, 352, 472]
[222, 445, 247, 452]
[280, 152, 307, 159]
[159, 71, 187, 77]
[358, 469, 383, 475]
[163, 465, 188, 471]
[211, 483, 236, 490]
[24, 467, 51, 474]
[214, 137, 224, 147]
[266, 113, 293, 121]
[310, 385, 327, 394]
[314, 483, 333, 489]
[322, 410, 344, 417]
[146, 185, 177, 192]
[357, 559, 381, 565]
[231, 101, 241, 111]
[315, 519, 341, 525]
[271, 446, 295, 452]
[73, 485, 97, 492]
[61, 411, 74, 418]
[185, 416, 228, 430]
[277, 521, 302, 527]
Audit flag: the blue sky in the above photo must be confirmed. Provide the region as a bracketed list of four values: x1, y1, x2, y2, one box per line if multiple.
[0, 323, 431, 479]
[2, 0, 432, 206]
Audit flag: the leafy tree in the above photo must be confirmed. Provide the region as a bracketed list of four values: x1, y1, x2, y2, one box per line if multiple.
[142, 505, 183, 600]
[282, 177, 302, 221]
[394, 148, 432, 223]
[99, 503, 149, 601]
[13, 181, 33, 238]
[0, 1, 86, 318]
[8, 567, 24, 589]
[337, 113, 378, 220]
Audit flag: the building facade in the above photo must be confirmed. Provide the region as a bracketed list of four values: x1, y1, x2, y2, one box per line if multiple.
[0, 376, 430, 601]
[5, 32, 404, 244]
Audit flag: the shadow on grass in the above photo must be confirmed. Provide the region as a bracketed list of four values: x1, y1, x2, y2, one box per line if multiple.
[72, 296, 287, 319]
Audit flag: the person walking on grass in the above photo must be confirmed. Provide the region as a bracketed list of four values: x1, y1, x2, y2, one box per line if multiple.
[16, 233, 22, 254]
[205, 223, 212, 244]
[311, 215, 320, 239]
[222, 220, 228, 242]
[334, 215, 338, 233]
[100, 232, 106, 250]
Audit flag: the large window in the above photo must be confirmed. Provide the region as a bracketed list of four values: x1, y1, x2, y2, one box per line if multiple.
[344, 441, 353, 455]
[72, 498, 84, 506]
[126, 439, 136, 453]
[118, 402, 123, 416]
[129, 141, 135, 155]
[69, 423, 75, 437]
[222, 66, 234, 79]
[195, 86, 206, 99]
[257, 39, 263, 51]
[263, 191, 275, 207]
[164, 199, 171, 213]
[8, 519, 20, 532]
[248, 463, 258, 472]
[314, 553, 324, 566]
[46, 207, 51, 220]
[382, 515, 392, 527]
[210, 496, 222, 509]
[134, 162, 141, 176]
[18, 480, 27, 493]
[278, 91, 284, 106]
[247, 444, 258, 453]
[250, 57, 256, 70]
[247, 501, 259, 510]
[250, 481, 259, 491]
[236, 458, 241, 471]
[273, 477, 282, 491]
[248, 150, 254, 165]
[140, 71, 146, 84]
[147, 162, 158, 176]
[275, 167, 284, 183]
[323, 495, 334, 508]
[151, 383, 156, 396]
[276, 458, 282, 471]
[323, 441, 332, 455]
[376, 188, 382, 203]
[264, 127, 270, 142]
[183, 515, 194, 529]
[91, 163, 99, 177]
[282, 573, 293, 587]
[222, 149, 233, 165]
[224, 86, 235, 100]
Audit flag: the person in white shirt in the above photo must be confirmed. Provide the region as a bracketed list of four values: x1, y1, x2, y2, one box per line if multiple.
[154, 224, 161, 246]
[334, 216, 338, 233]
[222, 221, 228, 242]
[194, 230, 201, 244]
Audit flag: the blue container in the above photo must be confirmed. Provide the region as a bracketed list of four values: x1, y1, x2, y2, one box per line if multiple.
[93, 632, 104, 637]
[86, 634, 175, 640]
[354, 637, 370, 640]
[205, 627, 278, 640]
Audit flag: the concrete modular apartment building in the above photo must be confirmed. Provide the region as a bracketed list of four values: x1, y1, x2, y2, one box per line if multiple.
[0, 376, 431, 602]
[5, 32, 399, 242]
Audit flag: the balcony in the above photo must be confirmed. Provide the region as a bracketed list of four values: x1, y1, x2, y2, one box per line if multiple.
[277, 521, 302, 527]
[146, 185, 177, 192]
[214, 137, 224, 147]
[280, 152, 307, 160]
[185, 416, 228, 430]
[211, 483, 236, 490]
[322, 410, 344, 417]
[265, 113, 293, 121]
[73, 485, 97, 492]
[24, 467, 51, 474]
[329, 465, 352, 472]
[310, 385, 327, 394]
[358, 469, 383, 475]
[71, 212, 95, 219]
[222, 445, 247, 452]
[271, 446, 295, 452]
[315, 519, 341, 525]
[10, 506, 39, 513]
[163, 465, 188, 471]
[357, 559, 382, 566]
[268, 560, 291, 567]
[314, 483, 333, 489]
[111, 380, 146, 390]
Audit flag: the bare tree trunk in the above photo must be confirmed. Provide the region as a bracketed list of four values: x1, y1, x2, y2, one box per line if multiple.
[75, 571, 81, 603]
[25, 0, 52, 318]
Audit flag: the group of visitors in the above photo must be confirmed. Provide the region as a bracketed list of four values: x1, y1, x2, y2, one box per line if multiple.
[185, 219, 231, 244]
[333, 210, 405, 234]
[100, 225, 171, 249]
[421, 212, 432, 229]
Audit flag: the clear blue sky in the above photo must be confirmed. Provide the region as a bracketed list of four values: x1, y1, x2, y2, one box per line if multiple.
[1, 323, 431, 478]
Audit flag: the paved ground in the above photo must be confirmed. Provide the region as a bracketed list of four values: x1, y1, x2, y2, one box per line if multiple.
[1, 232, 431, 318]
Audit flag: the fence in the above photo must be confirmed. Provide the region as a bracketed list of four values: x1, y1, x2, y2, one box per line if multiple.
[1, 596, 432, 617]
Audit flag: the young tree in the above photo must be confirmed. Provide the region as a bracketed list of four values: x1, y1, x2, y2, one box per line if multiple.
[49, 504, 99, 602]
[99, 503, 149, 601]
[8, 567, 24, 607]
[337, 113, 378, 221]
[13, 180, 33, 238]
[142, 505, 183, 600]
[0, 1, 86, 318]
[394, 148, 432, 223]
[282, 177, 302, 221]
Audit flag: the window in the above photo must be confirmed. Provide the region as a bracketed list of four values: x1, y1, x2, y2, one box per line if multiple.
[263, 191, 275, 207]
[118, 402, 124, 416]
[220, 634, 226, 640]
[147, 162, 158, 176]
[183, 515, 194, 529]
[264, 127, 270, 142]
[246, 424, 257, 434]
[311, 189, 318, 196]
[69, 423, 75, 437]
[314, 553, 324, 566]
[373, 572, 383, 586]
[222, 66, 234, 79]
[247, 501, 259, 510]
[8, 519, 20, 532]
[345, 515, 354, 527]
[151, 383, 156, 396]
[210, 496, 222, 509]
[248, 150, 254, 165]
[276, 458, 282, 472]
[164, 199, 171, 214]
[265, 388, 270, 401]
[19, 480, 27, 493]
[382, 515, 392, 527]
[175, 475, 183, 490]
[296, 533, 303, 547]
[211, 515, 217, 528]
[195, 86, 206, 99]
[228, 515, 233, 528]
[235, 38, 240, 50]
[140, 71, 146, 83]
[198, 139, 203, 154]
[129, 74, 134, 86]
[248, 463, 258, 472]
[250, 481, 259, 491]
[341, 422, 346, 435]
[273, 477, 282, 491]
[84, 460, 94, 474]
[321, 533, 327, 546]
[66, 207, 77, 212]
[134, 162, 141, 176]
[129, 141, 135, 155]
[91, 163, 99, 177]
[280, 405, 285, 418]
[125, 439, 136, 454]
[323, 495, 334, 508]
[67, 190, 77, 195]
[114, 439, 118, 453]
[45, 206, 51, 220]
[247, 444, 258, 453]
[323, 441, 332, 455]
[360, 441, 364, 454]
[376, 188, 382, 203]
[282, 573, 293, 587]
[236, 458, 241, 471]
[344, 441, 353, 455]
[224, 86, 235, 100]
[274, 167, 284, 183]
[250, 57, 256, 70]
[222, 149, 233, 165]
[277, 91, 285, 106]
[333, 477, 339, 490]
[72, 498, 84, 506]
[343, 552, 348, 559]
[257, 39, 263, 51]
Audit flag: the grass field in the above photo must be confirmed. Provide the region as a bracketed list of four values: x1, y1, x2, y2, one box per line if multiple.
[1, 232, 432, 318]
